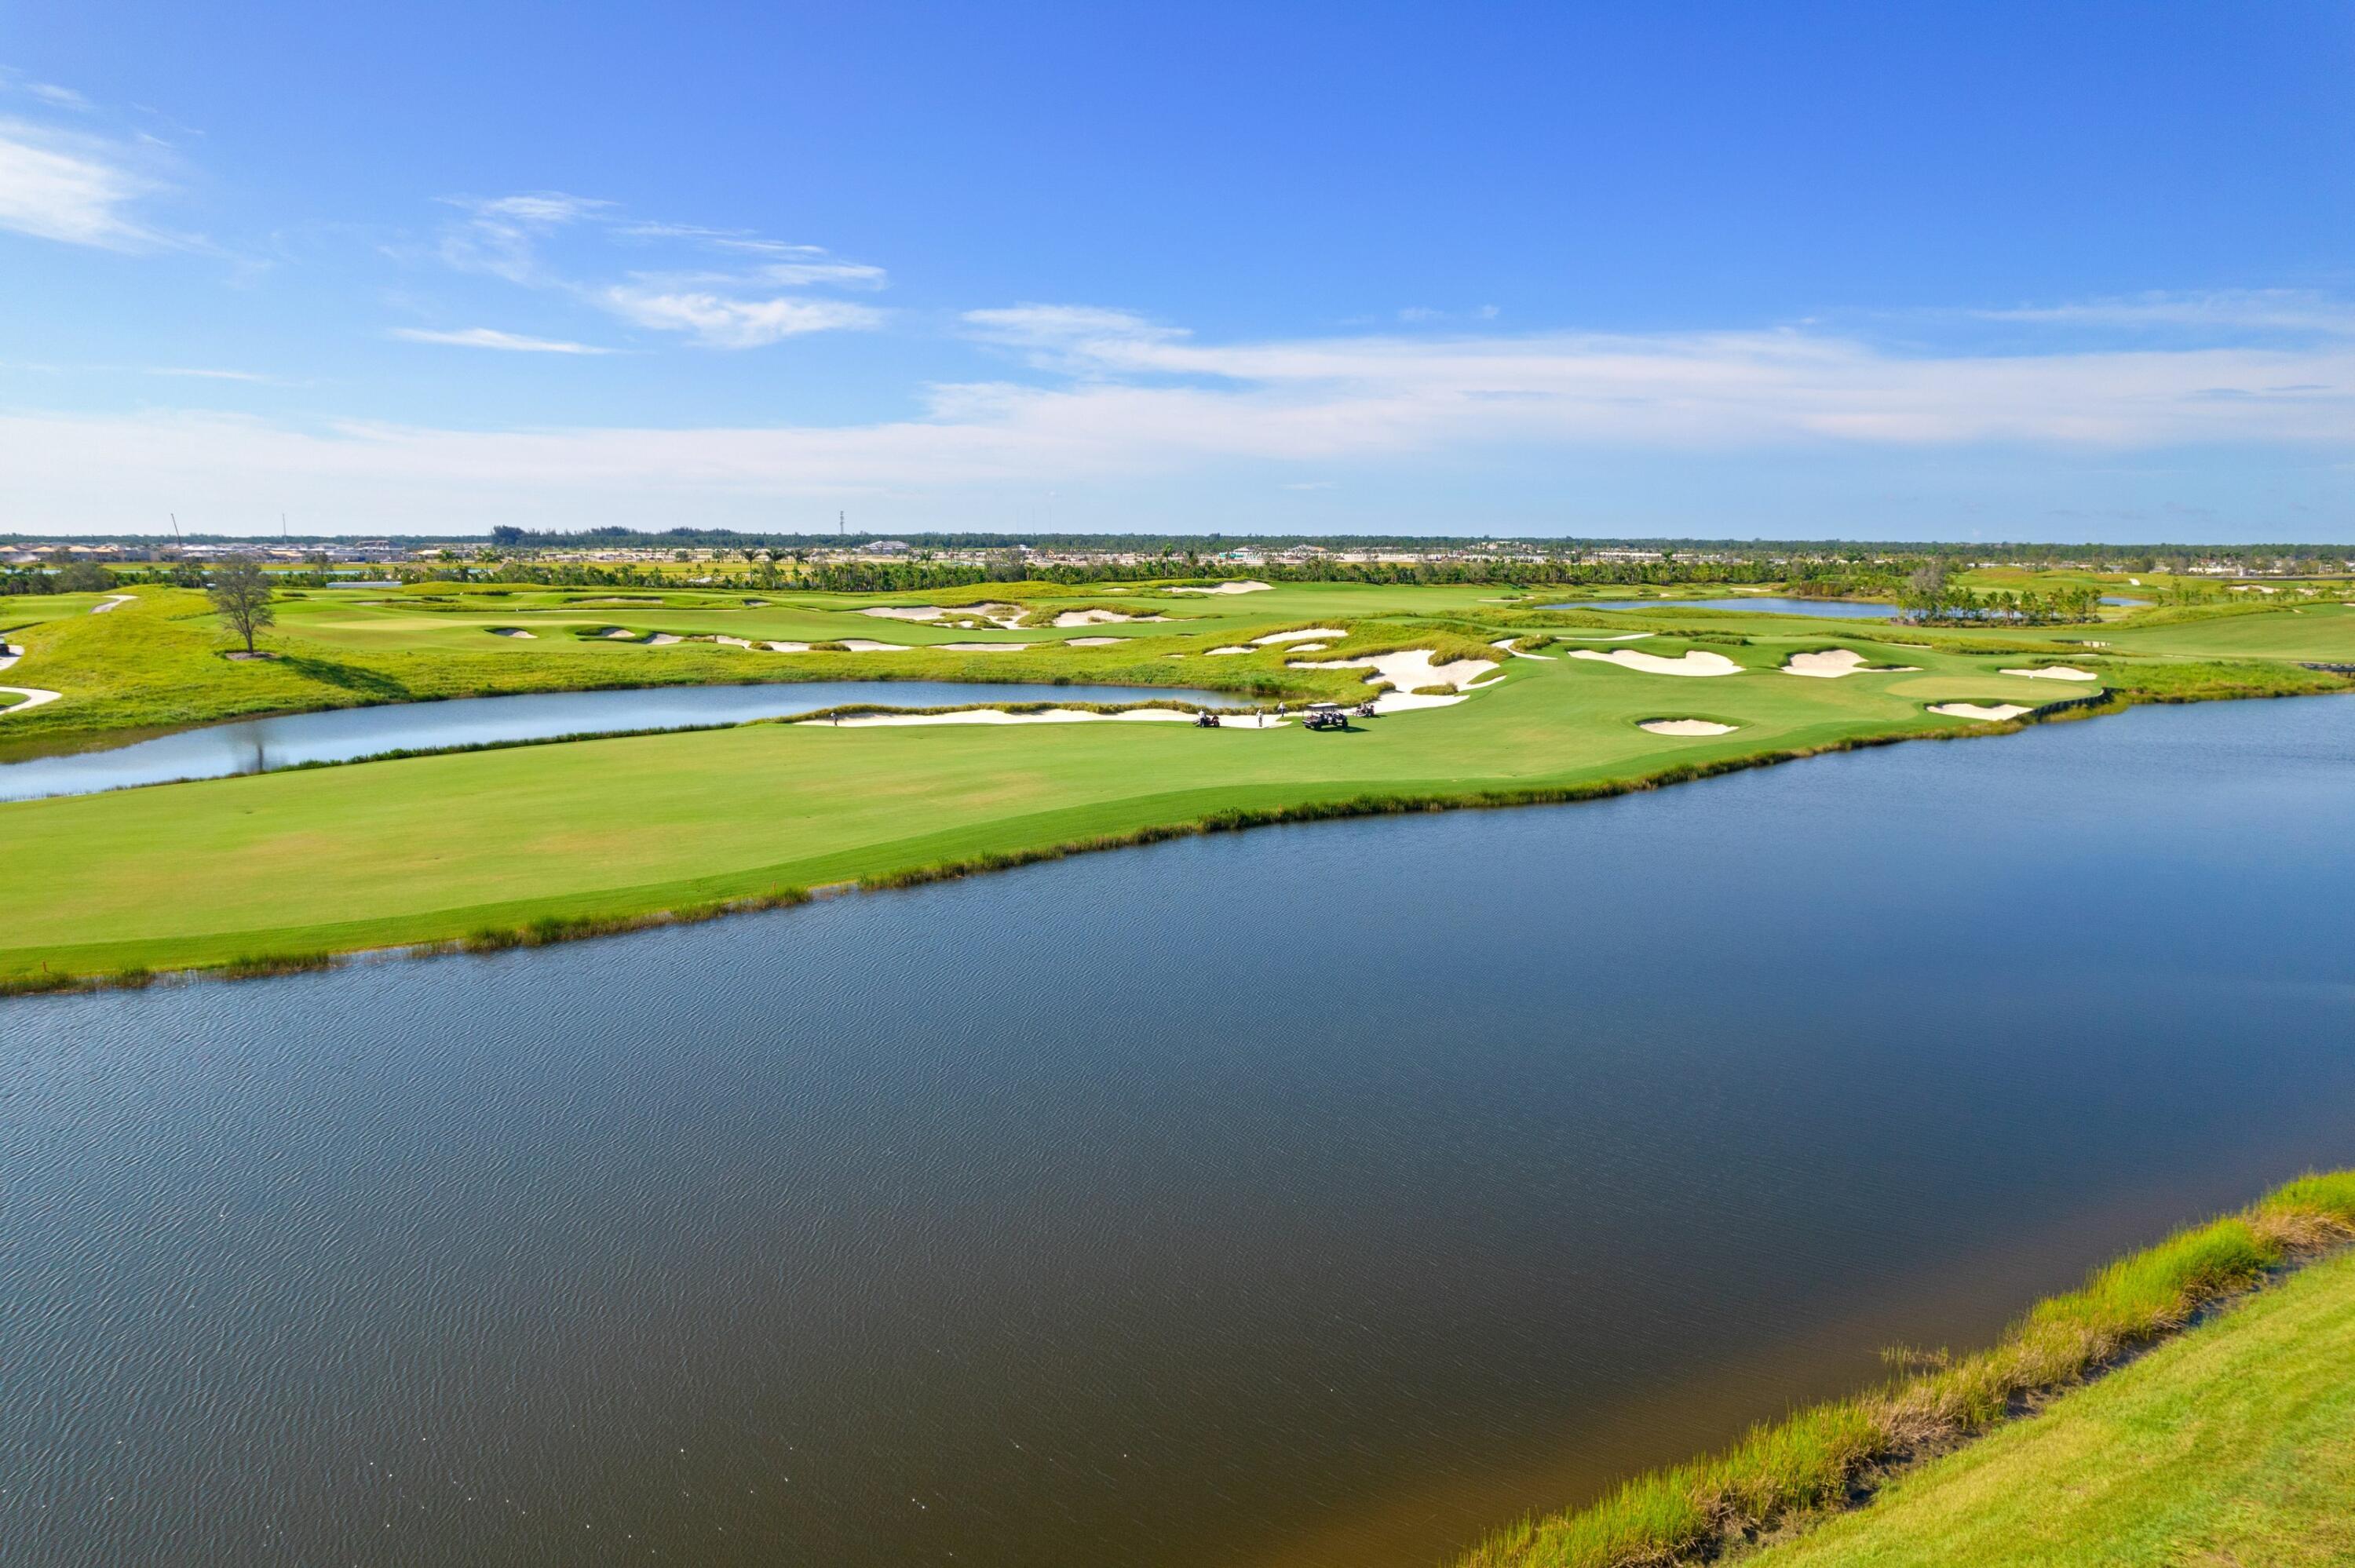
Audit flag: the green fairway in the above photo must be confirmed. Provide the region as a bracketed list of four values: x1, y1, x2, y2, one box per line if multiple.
[1, 577, 2350, 983]
[1759, 1247, 2355, 1567]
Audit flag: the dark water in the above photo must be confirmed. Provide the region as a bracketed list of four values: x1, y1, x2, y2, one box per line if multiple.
[0, 681, 1246, 802]
[1564, 596, 1896, 619]
[5, 696, 2353, 1568]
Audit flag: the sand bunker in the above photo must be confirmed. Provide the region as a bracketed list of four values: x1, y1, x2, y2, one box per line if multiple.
[1206, 645, 1253, 655]
[1640, 719, 1738, 736]
[0, 685, 62, 713]
[1491, 639, 1555, 661]
[92, 594, 132, 614]
[1929, 702, 2032, 722]
[1552, 632, 1653, 642]
[766, 641, 812, 652]
[1287, 642, 1329, 653]
[711, 635, 757, 648]
[862, 603, 1026, 628]
[1782, 648, 1919, 678]
[648, 633, 681, 646]
[837, 639, 911, 652]
[803, 707, 1283, 729]
[1251, 628, 1345, 645]
[1167, 581, 1273, 595]
[938, 642, 1031, 653]
[489, 628, 537, 639]
[1569, 648, 1743, 677]
[1999, 665, 2098, 681]
[1288, 649, 1500, 712]
[1053, 608, 1168, 628]
[1065, 636, 1124, 647]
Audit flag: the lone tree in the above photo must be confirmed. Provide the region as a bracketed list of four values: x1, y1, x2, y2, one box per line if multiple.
[209, 555, 276, 655]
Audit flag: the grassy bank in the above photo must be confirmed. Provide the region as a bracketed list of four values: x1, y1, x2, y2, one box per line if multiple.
[1458, 1172, 2355, 1568]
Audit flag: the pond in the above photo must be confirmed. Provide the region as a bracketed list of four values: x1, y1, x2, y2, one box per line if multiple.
[0, 680, 1251, 802]
[2100, 595, 2151, 606]
[1560, 596, 1897, 618]
[5, 695, 2353, 1568]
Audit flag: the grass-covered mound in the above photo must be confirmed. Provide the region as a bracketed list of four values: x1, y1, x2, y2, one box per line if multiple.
[1458, 1172, 2355, 1568]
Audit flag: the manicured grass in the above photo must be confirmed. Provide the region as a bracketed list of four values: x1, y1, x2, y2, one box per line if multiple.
[1458, 1173, 2355, 1568]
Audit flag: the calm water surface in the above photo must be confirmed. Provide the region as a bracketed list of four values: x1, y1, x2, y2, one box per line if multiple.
[0, 680, 1247, 802]
[5, 696, 2353, 1568]
[1564, 596, 1896, 618]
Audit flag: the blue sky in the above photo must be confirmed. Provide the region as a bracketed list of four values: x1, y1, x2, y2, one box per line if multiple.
[4, 2, 2352, 539]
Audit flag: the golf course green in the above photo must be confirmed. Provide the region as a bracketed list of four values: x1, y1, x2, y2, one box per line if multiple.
[2, 574, 2351, 985]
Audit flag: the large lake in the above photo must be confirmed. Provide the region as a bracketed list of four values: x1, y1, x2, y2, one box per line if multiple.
[0, 680, 1248, 802]
[6, 695, 2353, 1568]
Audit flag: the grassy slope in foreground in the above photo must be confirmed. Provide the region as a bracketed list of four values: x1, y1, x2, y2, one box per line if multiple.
[1459, 1172, 2355, 1568]
[1762, 1246, 2355, 1567]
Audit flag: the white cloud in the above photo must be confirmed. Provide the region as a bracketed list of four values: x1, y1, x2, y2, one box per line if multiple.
[600, 286, 882, 348]
[390, 326, 615, 354]
[12, 299, 2355, 528]
[0, 118, 168, 250]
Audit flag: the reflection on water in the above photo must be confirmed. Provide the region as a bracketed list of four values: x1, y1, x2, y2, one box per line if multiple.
[0, 680, 1249, 802]
[1561, 597, 1897, 619]
[5, 695, 2353, 1568]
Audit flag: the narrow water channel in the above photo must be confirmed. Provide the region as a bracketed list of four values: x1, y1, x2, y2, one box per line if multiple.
[0, 680, 1249, 801]
[4, 695, 2351, 1568]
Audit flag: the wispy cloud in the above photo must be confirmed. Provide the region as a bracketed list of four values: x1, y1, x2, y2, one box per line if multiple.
[390, 326, 615, 354]
[425, 195, 885, 347]
[599, 287, 881, 348]
[0, 115, 175, 250]
[1970, 290, 2355, 337]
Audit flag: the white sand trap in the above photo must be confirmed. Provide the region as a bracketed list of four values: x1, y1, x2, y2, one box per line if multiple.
[648, 633, 681, 646]
[938, 642, 1030, 652]
[861, 605, 948, 622]
[1930, 702, 2031, 722]
[837, 639, 911, 652]
[1569, 648, 1743, 677]
[1552, 631, 1653, 642]
[1167, 581, 1273, 595]
[1999, 665, 2098, 681]
[1288, 649, 1500, 712]
[1641, 719, 1737, 736]
[805, 707, 1283, 729]
[1251, 627, 1345, 645]
[489, 628, 537, 639]
[766, 641, 812, 652]
[712, 635, 757, 648]
[1491, 638, 1556, 661]
[0, 686, 62, 713]
[1053, 608, 1168, 627]
[1206, 645, 1253, 655]
[864, 603, 1027, 627]
[1066, 636, 1125, 647]
[92, 594, 132, 614]
[1287, 642, 1329, 653]
[1782, 648, 1919, 678]
[601, 628, 640, 640]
